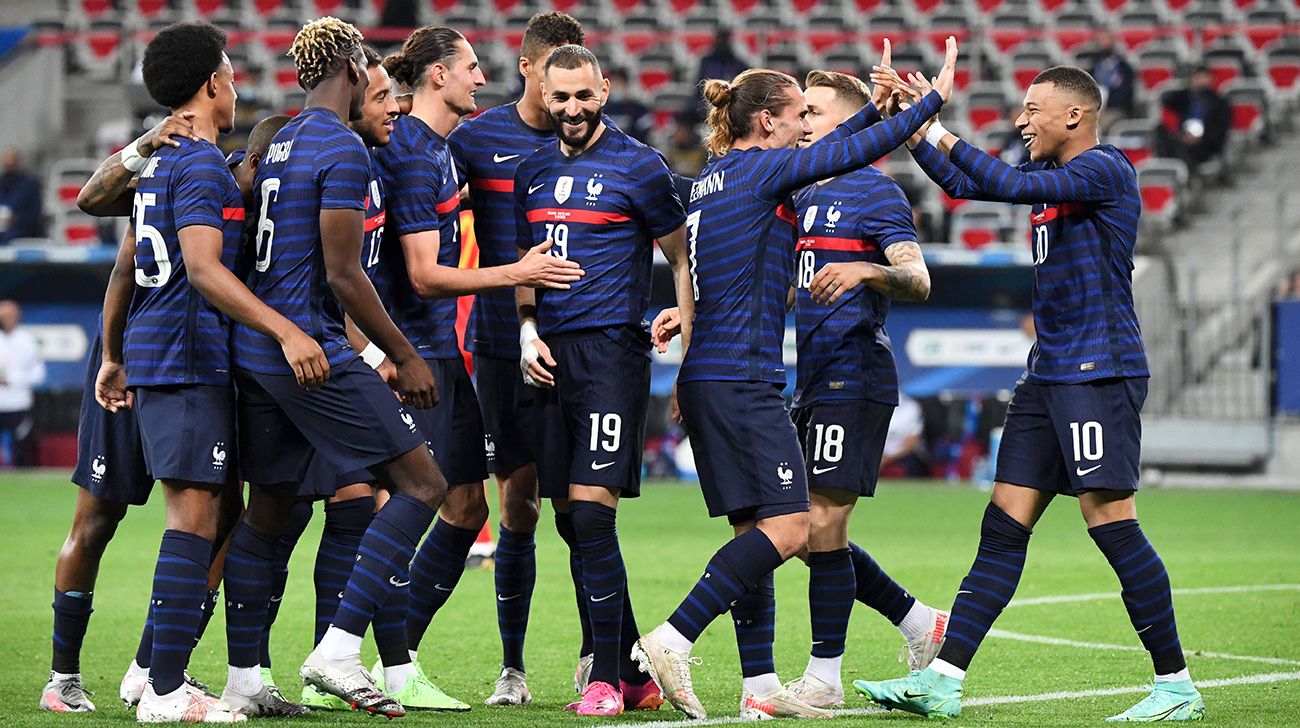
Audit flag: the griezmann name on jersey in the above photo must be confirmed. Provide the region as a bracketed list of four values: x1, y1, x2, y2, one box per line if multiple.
[125, 138, 244, 387]
[233, 107, 370, 375]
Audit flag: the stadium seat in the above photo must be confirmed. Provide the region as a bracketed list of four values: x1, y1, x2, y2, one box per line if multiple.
[1266, 47, 1300, 100]
[73, 19, 127, 79]
[190, 0, 235, 18]
[950, 202, 1015, 249]
[76, 0, 118, 20]
[132, 0, 172, 19]
[965, 84, 1010, 132]
[1106, 119, 1157, 166]
[1223, 79, 1269, 140]
[1136, 158, 1187, 230]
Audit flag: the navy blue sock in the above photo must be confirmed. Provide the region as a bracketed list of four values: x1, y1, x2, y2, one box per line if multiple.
[668, 528, 785, 643]
[494, 525, 536, 672]
[51, 589, 93, 674]
[849, 541, 915, 625]
[406, 518, 478, 650]
[373, 580, 410, 665]
[315, 497, 373, 645]
[148, 529, 213, 695]
[731, 571, 776, 677]
[808, 549, 855, 658]
[333, 494, 436, 638]
[571, 501, 627, 687]
[555, 511, 593, 656]
[1089, 519, 1187, 675]
[620, 588, 649, 685]
[194, 589, 220, 651]
[224, 523, 277, 669]
[134, 606, 153, 669]
[937, 503, 1032, 670]
[260, 500, 313, 667]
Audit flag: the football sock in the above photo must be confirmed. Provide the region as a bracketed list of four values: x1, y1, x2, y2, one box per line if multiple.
[1156, 667, 1192, 683]
[619, 588, 650, 685]
[384, 661, 416, 694]
[261, 500, 312, 667]
[134, 607, 154, 670]
[494, 524, 536, 672]
[554, 511, 594, 657]
[805, 655, 842, 687]
[406, 518, 478, 650]
[372, 582, 410, 666]
[1089, 519, 1187, 675]
[195, 589, 220, 649]
[848, 541, 915, 625]
[329, 494, 435, 648]
[742, 673, 782, 696]
[731, 571, 776, 678]
[897, 599, 935, 642]
[51, 589, 93, 674]
[571, 501, 626, 687]
[147, 529, 213, 695]
[668, 527, 784, 643]
[936, 503, 1032, 671]
[315, 497, 373, 645]
[224, 523, 277, 669]
[807, 549, 854, 658]
[226, 665, 262, 697]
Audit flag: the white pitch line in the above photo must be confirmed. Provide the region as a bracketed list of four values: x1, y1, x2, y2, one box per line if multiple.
[603, 671, 1300, 727]
[988, 628, 1300, 666]
[1007, 583, 1300, 608]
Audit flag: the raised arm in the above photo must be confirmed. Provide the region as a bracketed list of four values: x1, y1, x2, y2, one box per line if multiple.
[940, 139, 1115, 204]
[77, 113, 199, 217]
[909, 139, 986, 200]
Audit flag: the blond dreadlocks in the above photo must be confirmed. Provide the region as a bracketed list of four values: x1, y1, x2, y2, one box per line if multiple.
[288, 16, 364, 90]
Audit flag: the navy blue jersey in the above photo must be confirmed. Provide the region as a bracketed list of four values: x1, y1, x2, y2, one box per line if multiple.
[124, 138, 244, 387]
[910, 140, 1147, 383]
[372, 115, 462, 359]
[678, 90, 943, 385]
[233, 107, 370, 375]
[448, 104, 554, 358]
[792, 168, 916, 407]
[360, 163, 387, 287]
[513, 126, 686, 341]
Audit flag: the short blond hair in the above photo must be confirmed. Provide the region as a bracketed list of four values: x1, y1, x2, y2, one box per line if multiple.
[288, 16, 364, 90]
[804, 70, 870, 110]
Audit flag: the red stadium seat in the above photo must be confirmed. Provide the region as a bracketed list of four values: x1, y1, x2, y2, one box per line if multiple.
[1138, 65, 1176, 91]
[611, 0, 643, 10]
[1055, 29, 1092, 53]
[853, 0, 884, 10]
[1136, 159, 1187, 229]
[670, 0, 699, 13]
[309, 0, 346, 14]
[990, 28, 1032, 54]
[1118, 26, 1159, 51]
[1245, 25, 1286, 51]
[1208, 63, 1241, 91]
[80, 0, 115, 18]
[193, 0, 231, 17]
[909, 0, 945, 13]
[62, 223, 100, 245]
[135, 0, 170, 17]
[251, 0, 285, 17]
[791, 0, 821, 14]
[1100, 0, 1129, 9]
[58, 184, 81, 205]
[1108, 120, 1156, 167]
[967, 107, 1004, 131]
[1267, 57, 1300, 96]
[549, 0, 583, 11]
[638, 66, 674, 93]
[1140, 183, 1175, 216]
[1038, 0, 1070, 8]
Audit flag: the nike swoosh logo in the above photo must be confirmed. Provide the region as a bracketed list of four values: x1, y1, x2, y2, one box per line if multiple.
[434, 583, 453, 592]
[956, 590, 973, 596]
[498, 594, 522, 602]
[591, 461, 615, 471]
[269, 595, 283, 603]
[811, 640, 824, 645]
[903, 691, 929, 699]
[528, 184, 545, 194]
[1136, 624, 1152, 634]
[1076, 464, 1102, 476]
[811, 465, 838, 475]
[494, 153, 521, 163]
[590, 592, 617, 602]
[390, 576, 411, 587]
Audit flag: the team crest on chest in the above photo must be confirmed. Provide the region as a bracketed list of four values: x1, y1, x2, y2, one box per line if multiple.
[585, 174, 604, 204]
[555, 175, 574, 204]
[802, 206, 818, 232]
[369, 180, 382, 210]
[826, 203, 841, 230]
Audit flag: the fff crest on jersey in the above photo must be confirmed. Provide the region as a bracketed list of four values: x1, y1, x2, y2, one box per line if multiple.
[802, 205, 818, 232]
[555, 175, 574, 204]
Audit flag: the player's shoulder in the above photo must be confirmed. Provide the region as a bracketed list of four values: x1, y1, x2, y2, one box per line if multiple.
[453, 104, 512, 137]
[1075, 144, 1136, 178]
[514, 142, 556, 179]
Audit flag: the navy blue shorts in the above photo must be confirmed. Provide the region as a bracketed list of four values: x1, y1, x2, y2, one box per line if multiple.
[995, 377, 1148, 496]
[71, 337, 153, 505]
[793, 399, 894, 497]
[134, 384, 237, 486]
[298, 449, 374, 500]
[419, 356, 489, 487]
[678, 380, 809, 523]
[475, 354, 536, 477]
[534, 331, 649, 500]
[234, 357, 426, 487]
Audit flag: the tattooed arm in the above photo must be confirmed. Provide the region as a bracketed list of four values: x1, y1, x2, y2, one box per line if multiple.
[808, 240, 931, 304]
[77, 112, 199, 216]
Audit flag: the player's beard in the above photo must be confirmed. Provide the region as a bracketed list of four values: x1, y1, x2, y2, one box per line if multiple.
[550, 104, 603, 149]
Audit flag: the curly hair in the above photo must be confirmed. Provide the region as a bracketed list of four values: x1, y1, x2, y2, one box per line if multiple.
[288, 16, 365, 90]
[141, 21, 227, 109]
[521, 11, 585, 62]
[383, 26, 464, 90]
[702, 69, 799, 157]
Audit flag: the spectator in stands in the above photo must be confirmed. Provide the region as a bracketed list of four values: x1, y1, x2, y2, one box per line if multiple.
[0, 300, 46, 468]
[1157, 66, 1231, 173]
[0, 149, 44, 245]
[695, 28, 747, 97]
[881, 393, 928, 477]
[602, 68, 654, 143]
[665, 111, 708, 178]
[1090, 31, 1136, 131]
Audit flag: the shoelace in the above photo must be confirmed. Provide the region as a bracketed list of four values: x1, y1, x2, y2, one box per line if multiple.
[672, 655, 703, 692]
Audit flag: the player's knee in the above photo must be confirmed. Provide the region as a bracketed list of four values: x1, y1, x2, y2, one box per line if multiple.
[569, 499, 616, 541]
[807, 505, 849, 545]
[442, 485, 489, 530]
[501, 491, 539, 532]
[69, 505, 125, 552]
[761, 512, 810, 560]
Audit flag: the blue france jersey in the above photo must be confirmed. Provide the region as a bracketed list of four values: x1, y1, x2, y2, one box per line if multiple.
[232, 107, 369, 375]
[792, 168, 916, 407]
[124, 138, 244, 387]
[448, 104, 554, 358]
[360, 162, 387, 288]
[372, 115, 462, 359]
[678, 90, 944, 385]
[513, 126, 685, 342]
[911, 140, 1147, 383]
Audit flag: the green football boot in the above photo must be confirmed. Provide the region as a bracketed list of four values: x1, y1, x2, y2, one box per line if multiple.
[372, 658, 470, 712]
[299, 682, 349, 711]
[1106, 680, 1204, 722]
[853, 668, 963, 718]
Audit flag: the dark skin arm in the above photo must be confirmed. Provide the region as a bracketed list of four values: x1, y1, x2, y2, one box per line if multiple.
[77, 113, 200, 217]
[95, 224, 138, 412]
[321, 207, 437, 408]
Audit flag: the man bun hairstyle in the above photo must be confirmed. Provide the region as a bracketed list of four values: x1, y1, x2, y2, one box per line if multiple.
[288, 16, 365, 90]
[1031, 65, 1103, 110]
[544, 44, 601, 76]
[805, 69, 870, 110]
[521, 11, 585, 62]
[383, 25, 465, 90]
[702, 69, 799, 157]
[142, 21, 227, 109]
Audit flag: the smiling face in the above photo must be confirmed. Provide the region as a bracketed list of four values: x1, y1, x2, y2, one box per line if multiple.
[352, 64, 400, 147]
[763, 85, 812, 150]
[1016, 81, 1080, 163]
[440, 38, 486, 116]
[543, 62, 608, 150]
[803, 85, 851, 146]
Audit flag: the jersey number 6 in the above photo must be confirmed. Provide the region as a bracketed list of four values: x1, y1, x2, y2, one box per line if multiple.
[254, 178, 281, 273]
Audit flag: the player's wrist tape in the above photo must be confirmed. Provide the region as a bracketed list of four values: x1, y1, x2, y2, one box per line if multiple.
[925, 121, 951, 148]
[359, 342, 386, 369]
[519, 320, 539, 348]
[120, 137, 148, 173]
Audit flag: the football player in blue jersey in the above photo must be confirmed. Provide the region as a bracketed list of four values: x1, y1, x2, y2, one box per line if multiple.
[514, 44, 691, 717]
[367, 25, 584, 711]
[853, 66, 1203, 722]
[632, 39, 957, 721]
[445, 12, 591, 705]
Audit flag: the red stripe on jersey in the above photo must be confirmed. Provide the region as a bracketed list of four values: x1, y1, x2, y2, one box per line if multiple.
[471, 178, 513, 193]
[797, 236, 877, 252]
[222, 207, 245, 221]
[775, 204, 797, 225]
[1030, 201, 1087, 225]
[436, 194, 460, 215]
[526, 208, 631, 225]
[365, 211, 386, 232]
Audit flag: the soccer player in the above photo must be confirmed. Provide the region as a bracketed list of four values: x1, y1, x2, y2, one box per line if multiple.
[514, 44, 690, 717]
[631, 39, 957, 721]
[230, 18, 446, 718]
[444, 11, 588, 704]
[782, 66, 949, 708]
[369, 25, 582, 710]
[852, 66, 1204, 722]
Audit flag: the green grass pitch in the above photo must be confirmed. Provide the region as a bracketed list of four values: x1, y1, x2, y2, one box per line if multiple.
[1, 471, 1297, 726]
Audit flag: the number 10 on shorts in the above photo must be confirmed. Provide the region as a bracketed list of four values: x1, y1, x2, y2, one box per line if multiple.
[1069, 420, 1103, 463]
